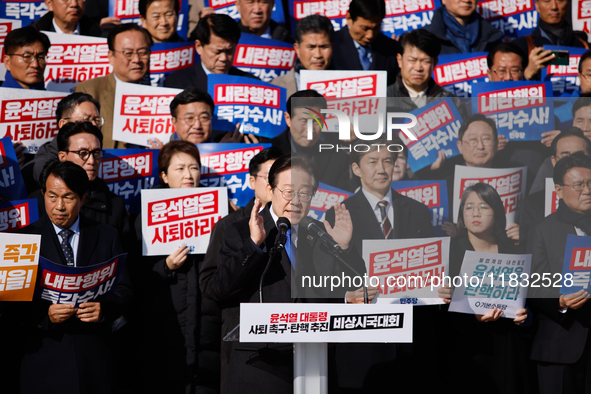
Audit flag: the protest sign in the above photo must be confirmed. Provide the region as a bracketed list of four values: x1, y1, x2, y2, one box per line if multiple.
[233, 33, 296, 82]
[150, 41, 196, 87]
[0, 232, 40, 301]
[35, 254, 127, 307]
[0, 136, 27, 199]
[0, 1, 47, 27]
[476, 0, 538, 38]
[141, 187, 228, 255]
[433, 52, 489, 98]
[112, 81, 182, 146]
[380, 0, 441, 38]
[545, 177, 559, 216]
[472, 81, 555, 141]
[199, 143, 270, 207]
[308, 182, 352, 223]
[288, 0, 349, 34]
[392, 180, 449, 236]
[560, 235, 591, 293]
[0, 18, 21, 80]
[0, 88, 67, 154]
[208, 74, 286, 138]
[109, 0, 190, 39]
[572, 0, 591, 38]
[541, 45, 587, 97]
[453, 165, 527, 226]
[363, 237, 450, 305]
[0, 199, 38, 232]
[99, 149, 159, 213]
[204, 0, 285, 25]
[449, 251, 531, 319]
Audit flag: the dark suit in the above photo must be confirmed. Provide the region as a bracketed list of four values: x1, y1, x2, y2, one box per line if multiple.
[519, 190, 545, 249]
[332, 25, 401, 86]
[164, 62, 260, 91]
[32, 12, 103, 37]
[17, 215, 131, 394]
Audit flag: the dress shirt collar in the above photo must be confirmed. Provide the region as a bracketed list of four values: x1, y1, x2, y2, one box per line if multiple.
[51, 215, 80, 235]
[53, 18, 80, 35]
[361, 187, 393, 212]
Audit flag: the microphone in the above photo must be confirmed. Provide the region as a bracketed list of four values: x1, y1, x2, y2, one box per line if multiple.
[299, 217, 343, 254]
[275, 217, 291, 250]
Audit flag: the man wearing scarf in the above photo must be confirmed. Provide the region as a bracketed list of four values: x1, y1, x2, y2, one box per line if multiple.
[423, 0, 502, 55]
[528, 151, 591, 393]
[1, 26, 49, 90]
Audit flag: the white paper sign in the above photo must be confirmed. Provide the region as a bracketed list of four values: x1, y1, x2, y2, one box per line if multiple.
[240, 303, 413, 343]
[545, 177, 558, 217]
[453, 165, 527, 226]
[141, 187, 228, 255]
[112, 81, 182, 146]
[0, 232, 41, 301]
[362, 237, 450, 306]
[573, 0, 591, 42]
[0, 19, 22, 80]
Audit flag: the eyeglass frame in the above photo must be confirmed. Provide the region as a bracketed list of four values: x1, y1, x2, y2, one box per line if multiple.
[111, 49, 151, 60]
[62, 117, 104, 127]
[563, 181, 591, 192]
[276, 187, 313, 202]
[63, 148, 105, 161]
[491, 68, 523, 79]
[463, 202, 494, 215]
[176, 115, 212, 127]
[460, 136, 498, 148]
[6, 52, 47, 64]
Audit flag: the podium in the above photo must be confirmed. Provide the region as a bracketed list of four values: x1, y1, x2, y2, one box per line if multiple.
[239, 303, 413, 394]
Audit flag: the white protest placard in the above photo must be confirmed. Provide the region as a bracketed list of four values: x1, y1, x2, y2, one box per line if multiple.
[363, 237, 450, 306]
[453, 165, 527, 226]
[43, 32, 112, 92]
[141, 187, 228, 255]
[299, 70, 387, 135]
[573, 0, 591, 41]
[240, 303, 413, 343]
[0, 232, 41, 301]
[0, 88, 68, 154]
[0, 19, 22, 80]
[449, 251, 531, 318]
[545, 177, 559, 216]
[112, 81, 182, 146]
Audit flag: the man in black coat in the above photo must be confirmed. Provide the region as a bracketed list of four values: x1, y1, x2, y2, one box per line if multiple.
[331, 0, 401, 85]
[235, 0, 293, 43]
[32, 0, 102, 37]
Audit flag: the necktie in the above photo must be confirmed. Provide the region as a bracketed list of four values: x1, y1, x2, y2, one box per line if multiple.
[377, 201, 392, 239]
[285, 228, 296, 269]
[358, 45, 371, 71]
[59, 229, 75, 266]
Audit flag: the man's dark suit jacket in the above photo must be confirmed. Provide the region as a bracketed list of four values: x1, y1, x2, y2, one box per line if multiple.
[519, 189, 545, 249]
[17, 215, 131, 394]
[331, 25, 401, 85]
[32, 12, 103, 37]
[238, 20, 294, 44]
[164, 62, 259, 91]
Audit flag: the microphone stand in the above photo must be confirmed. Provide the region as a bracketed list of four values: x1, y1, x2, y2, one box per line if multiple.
[259, 233, 283, 303]
[326, 248, 369, 305]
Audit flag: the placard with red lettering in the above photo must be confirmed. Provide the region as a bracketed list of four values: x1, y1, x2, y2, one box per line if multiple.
[0, 198, 38, 233]
[100, 149, 159, 213]
[199, 143, 270, 207]
[233, 33, 296, 82]
[150, 41, 197, 87]
[362, 237, 450, 305]
[561, 235, 591, 293]
[476, 0, 538, 38]
[308, 182, 353, 223]
[0, 136, 27, 200]
[541, 45, 588, 97]
[141, 187, 228, 255]
[34, 254, 127, 307]
[433, 52, 489, 98]
[381, 0, 441, 39]
[208, 74, 286, 138]
[109, 0, 190, 39]
[392, 180, 449, 236]
[112, 81, 182, 146]
[453, 165, 527, 226]
[288, 0, 349, 34]
[0, 1, 47, 28]
[204, 0, 286, 25]
[544, 177, 559, 216]
[0, 232, 40, 301]
[0, 18, 21, 80]
[472, 81, 555, 141]
[573, 0, 591, 38]
[0, 88, 67, 153]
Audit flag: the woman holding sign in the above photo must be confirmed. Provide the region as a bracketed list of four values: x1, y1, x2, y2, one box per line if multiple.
[438, 182, 531, 394]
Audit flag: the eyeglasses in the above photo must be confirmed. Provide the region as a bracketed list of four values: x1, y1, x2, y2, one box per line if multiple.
[461, 136, 497, 148]
[112, 49, 151, 60]
[64, 149, 105, 161]
[7, 53, 47, 64]
[491, 68, 523, 79]
[179, 115, 212, 126]
[63, 117, 104, 127]
[254, 174, 268, 181]
[276, 187, 313, 202]
[563, 181, 591, 192]
[464, 202, 494, 215]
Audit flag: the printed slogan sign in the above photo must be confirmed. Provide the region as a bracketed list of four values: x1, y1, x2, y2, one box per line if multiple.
[0, 199, 38, 233]
[434, 53, 489, 98]
[308, 182, 353, 223]
[573, 0, 591, 37]
[0, 18, 21, 80]
[560, 235, 591, 293]
[392, 180, 449, 236]
[0, 1, 47, 27]
[476, 0, 538, 38]
[0, 136, 27, 200]
[545, 177, 559, 216]
[233, 33, 296, 82]
[0, 232, 40, 301]
[541, 46, 588, 97]
[150, 42, 196, 87]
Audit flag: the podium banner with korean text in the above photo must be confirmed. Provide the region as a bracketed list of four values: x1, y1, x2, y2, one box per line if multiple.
[240, 303, 413, 343]
[0, 1, 47, 28]
[204, 0, 285, 25]
[109, 0, 190, 39]
[573, 0, 591, 39]
[149, 42, 196, 87]
[449, 251, 531, 319]
[0, 88, 67, 154]
[0, 233, 40, 301]
[233, 33, 296, 82]
[0, 18, 21, 80]
[198, 143, 270, 207]
[0, 136, 27, 200]
[308, 182, 352, 223]
[99, 149, 159, 213]
[453, 165, 527, 226]
[208, 74, 286, 138]
[560, 235, 591, 293]
[363, 237, 450, 305]
[0, 199, 38, 233]
[476, 0, 538, 39]
[141, 187, 228, 255]
[43, 32, 112, 93]
[397, 98, 463, 172]
[541, 46, 587, 97]
[433, 53, 489, 98]
[34, 254, 127, 307]
[545, 178, 559, 216]
[472, 81, 555, 142]
[392, 180, 449, 236]
[112, 81, 182, 146]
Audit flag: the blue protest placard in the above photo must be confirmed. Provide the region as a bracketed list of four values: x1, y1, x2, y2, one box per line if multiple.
[0, 1, 47, 27]
[0, 198, 38, 232]
[0, 137, 26, 200]
[476, 0, 538, 38]
[472, 81, 555, 141]
[199, 143, 270, 207]
[433, 53, 489, 98]
[560, 234, 591, 294]
[541, 45, 587, 97]
[205, 0, 285, 25]
[399, 98, 463, 172]
[109, 0, 189, 39]
[380, 0, 441, 39]
[35, 254, 127, 307]
[391, 180, 449, 236]
[208, 74, 286, 138]
[308, 182, 353, 223]
[233, 33, 296, 82]
[150, 41, 197, 87]
[99, 149, 159, 213]
[288, 0, 348, 35]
